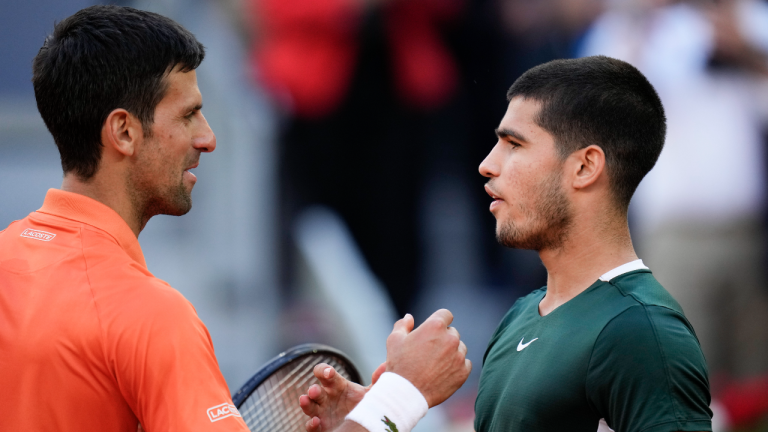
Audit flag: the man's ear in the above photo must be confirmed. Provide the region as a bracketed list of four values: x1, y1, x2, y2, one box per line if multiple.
[101, 108, 143, 157]
[570, 145, 606, 190]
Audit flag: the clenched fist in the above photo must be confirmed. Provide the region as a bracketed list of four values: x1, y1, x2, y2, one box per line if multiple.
[299, 310, 471, 432]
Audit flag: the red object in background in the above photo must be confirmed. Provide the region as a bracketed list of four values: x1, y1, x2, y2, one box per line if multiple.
[385, 0, 462, 111]
[252, 0, 363, 119]
[250, 0, 464, 119]
[719, 374, 768, 427]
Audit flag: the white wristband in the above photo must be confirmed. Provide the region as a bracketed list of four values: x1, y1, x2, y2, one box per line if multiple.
[345, 372, 428, 432]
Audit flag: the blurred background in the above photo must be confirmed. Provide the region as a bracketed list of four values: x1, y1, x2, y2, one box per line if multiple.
[1, 0, 768, 430]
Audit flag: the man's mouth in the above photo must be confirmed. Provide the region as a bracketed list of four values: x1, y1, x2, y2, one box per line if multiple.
[485, 184, 504, 200]
[485, 184, 503, 211]
[183, 162, 199, 181]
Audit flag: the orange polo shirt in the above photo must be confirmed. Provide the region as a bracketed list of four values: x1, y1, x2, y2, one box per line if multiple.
[0, 189, 249, 432]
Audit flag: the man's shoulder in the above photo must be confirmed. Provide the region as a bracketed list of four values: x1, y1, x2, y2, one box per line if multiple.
[0, 212, 91, 278]
[587, 293, 711, 431]
[88, 262, 195, 326]
[590, 270, 697, 347]
[607, 270, 685, 315]
[57, 219, 197, 328]
[4, 210, 197, 331]
[592, 286, 703, 374]
[1, 210, 133, 273]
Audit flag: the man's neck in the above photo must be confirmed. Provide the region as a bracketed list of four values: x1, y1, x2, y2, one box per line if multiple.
[537, 217, 637, 316]
[61, 173, 143, 238]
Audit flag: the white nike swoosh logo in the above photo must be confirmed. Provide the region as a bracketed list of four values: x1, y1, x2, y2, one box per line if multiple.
[517, 337, 538, 352]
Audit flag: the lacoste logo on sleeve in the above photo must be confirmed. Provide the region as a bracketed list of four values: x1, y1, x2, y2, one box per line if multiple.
[517, 337, 538, 352]
[20, 228, 56, 242]
[207, 403, 241, 423]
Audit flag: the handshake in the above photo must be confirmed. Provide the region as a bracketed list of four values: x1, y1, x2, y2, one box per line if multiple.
[299, 309, 472, 432]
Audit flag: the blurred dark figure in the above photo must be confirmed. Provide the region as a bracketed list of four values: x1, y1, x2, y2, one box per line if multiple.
[248, 0, 464, 315]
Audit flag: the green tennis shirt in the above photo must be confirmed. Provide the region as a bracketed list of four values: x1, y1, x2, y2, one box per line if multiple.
[475, 268, 712, 432]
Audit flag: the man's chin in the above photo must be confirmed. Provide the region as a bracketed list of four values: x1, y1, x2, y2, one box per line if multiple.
[497, 226, 522, 249]
[169, 204, 192, 216]
[496, 224, 540, 251]
[148, 192, 193, 217]
[170, 197, 193, 216]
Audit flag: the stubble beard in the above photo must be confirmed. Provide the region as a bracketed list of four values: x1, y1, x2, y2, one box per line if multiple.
[142, 180, 192, 217]
[128, 138, 194, 229]
[496, 171, 573, 251]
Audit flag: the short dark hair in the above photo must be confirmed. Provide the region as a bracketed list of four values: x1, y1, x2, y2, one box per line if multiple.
[32, 5, 205, 179]
[507, 56, 666, 210]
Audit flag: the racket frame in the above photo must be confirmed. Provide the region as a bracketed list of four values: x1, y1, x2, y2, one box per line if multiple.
[232, 343, 363, 408]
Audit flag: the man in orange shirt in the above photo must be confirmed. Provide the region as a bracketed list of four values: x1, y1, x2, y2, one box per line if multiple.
[0, 5, 252, 431]
[0, 5, 470, 431]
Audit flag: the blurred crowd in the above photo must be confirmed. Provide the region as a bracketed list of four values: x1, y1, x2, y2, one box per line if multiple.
[2, 0, 768, 430]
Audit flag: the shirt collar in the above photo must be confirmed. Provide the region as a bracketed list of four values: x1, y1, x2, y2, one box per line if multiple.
[37, 189, 147, 268]
[599, 259, 649, 282]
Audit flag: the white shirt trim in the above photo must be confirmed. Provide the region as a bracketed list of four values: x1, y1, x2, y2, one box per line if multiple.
[599, 259, 649, 282]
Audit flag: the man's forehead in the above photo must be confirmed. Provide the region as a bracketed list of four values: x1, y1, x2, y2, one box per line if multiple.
[497, 97, 541, 132]
[501, 96, 541, 121]
[495, 96, 559, 149]
[160, 69, 202, 107]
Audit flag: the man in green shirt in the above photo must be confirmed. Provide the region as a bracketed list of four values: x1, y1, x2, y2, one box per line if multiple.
[475, 267, 710, 432]
[299, 56, 712, 432]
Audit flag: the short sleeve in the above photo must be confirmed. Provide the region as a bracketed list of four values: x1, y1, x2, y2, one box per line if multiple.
[104, 282, 250, 432]
[586, 305, 712, 432]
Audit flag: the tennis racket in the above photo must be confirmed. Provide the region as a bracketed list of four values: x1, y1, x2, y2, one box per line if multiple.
[232, 343, 363, 432]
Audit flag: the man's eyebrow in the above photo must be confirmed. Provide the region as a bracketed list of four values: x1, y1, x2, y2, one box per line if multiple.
[185, 103, 203, 113]
[495, 127, 529, 143]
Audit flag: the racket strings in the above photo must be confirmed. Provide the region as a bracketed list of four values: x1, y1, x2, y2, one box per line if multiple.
[241, 355, 350, 431]
[239, 354, 352, 421]
[240, 356, 318, 431]
[239, 355, 316, 420]
[241, 356, 352, 431]
[239, 354, 355, 432]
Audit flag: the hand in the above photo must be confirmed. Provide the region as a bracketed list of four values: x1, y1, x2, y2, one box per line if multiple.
[386, 310, 471, 407]
[300, 362, 387, 432]
[300, 309, 471, 430]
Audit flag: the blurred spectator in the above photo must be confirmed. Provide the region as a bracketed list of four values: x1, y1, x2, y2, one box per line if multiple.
[252, 0, 462, 118]
[248, 0, 465, 315]
[717, 374, 768, 429]
[581, 0, 768, 427]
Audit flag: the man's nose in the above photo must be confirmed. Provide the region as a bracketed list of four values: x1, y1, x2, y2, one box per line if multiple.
[479, 144, 501, 178]
[194, 114, 216, 153]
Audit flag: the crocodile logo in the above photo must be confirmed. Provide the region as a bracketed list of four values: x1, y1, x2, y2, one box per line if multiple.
[382, 416, 398, 432]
